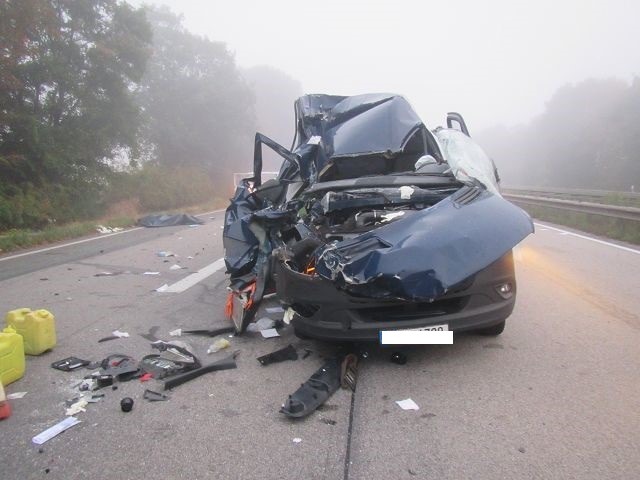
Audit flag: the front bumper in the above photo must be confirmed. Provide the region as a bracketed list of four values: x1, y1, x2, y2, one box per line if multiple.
[274, 252, 516, 342]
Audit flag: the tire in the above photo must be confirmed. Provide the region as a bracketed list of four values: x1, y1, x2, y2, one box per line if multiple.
[476, 320, 506, 336]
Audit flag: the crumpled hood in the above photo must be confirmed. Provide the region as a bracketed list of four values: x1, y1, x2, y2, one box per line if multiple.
[314, 186, 534, 301]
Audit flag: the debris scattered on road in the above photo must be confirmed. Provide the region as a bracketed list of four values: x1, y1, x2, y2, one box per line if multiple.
[321, 418, 337, 426]
[143, 271, 160, 275]
[169, 328, 182, 337]
[156, 251, 176, 257]
[7, 391, 27, 399]
[139, 214, 203, 228]
[169, 264, 184, 271]
[260, 328, 280, 338]
[163, 351, 238, 390]
[94, 271, 116, 277]
[51, 357, 90, 372]
[257, 344, 298, 366]
[280, 358, 341, 418]
[283, 308, 295, 325]
[96, 225, 123, 234]
[155, 284, 169, 292]
[390, 351, 408, 365]
[182, 326, 235, 337]
[246, 317, 275, 332]
[32, 417, 81, 444]
[120, 397, 134, 412]
[207, 338, 230, 354]
[65, 398, 88, 416]
[396, 398, 420, 411]
[340, 354, 358, 391]
[96, 375, 114, 388]
[144, 389, 169, 402]
[292, 437, 302, 444]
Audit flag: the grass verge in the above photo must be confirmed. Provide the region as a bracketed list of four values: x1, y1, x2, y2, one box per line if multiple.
[517, 204, 640, 245]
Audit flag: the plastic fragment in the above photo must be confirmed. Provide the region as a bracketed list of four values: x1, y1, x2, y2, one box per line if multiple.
[169, 264, 182, 271]
[156, 251, 176, 257]
[207, 338, 230, 354]
[293, 438, 302, 443]
[51, 357, 89, 372]
[280, 359, 341, 418]
[0, 383, 11, 420]
[32, 417, 81, 444]
[257, 344, 298, 366]
[112, 330, 129, 338]
[143, 389, 169, 402]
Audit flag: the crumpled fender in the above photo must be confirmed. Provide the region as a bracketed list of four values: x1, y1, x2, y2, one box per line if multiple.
[314, 186, 534, 301]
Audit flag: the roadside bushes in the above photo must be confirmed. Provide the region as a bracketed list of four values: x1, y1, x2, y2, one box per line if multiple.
[106, 165, 217, 214]
[0, 165, 218, 232]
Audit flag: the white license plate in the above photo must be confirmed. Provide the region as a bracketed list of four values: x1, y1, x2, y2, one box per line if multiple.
[401, 323, 449, 332]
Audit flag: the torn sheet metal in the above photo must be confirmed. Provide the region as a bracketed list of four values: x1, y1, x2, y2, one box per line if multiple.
[314, 187, 533, 301]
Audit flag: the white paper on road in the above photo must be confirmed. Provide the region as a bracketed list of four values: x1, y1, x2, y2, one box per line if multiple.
[111, 330, 129, 338]
[396, 398, 420, 410]
[32, 417, 81, 445]
[260, 328, 280, 338]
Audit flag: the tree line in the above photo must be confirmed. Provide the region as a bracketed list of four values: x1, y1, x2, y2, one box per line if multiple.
[0, 0, 301, 230]
[478, 77, 640, 192]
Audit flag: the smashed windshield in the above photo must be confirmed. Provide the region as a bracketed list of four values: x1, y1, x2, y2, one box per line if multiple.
[434, 129, 500, 195]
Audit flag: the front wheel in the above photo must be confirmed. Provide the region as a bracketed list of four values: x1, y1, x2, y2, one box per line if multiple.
[476, 320, 506, 336]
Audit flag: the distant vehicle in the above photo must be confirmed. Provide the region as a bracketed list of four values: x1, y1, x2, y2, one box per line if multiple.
[223, 94, 533, 340]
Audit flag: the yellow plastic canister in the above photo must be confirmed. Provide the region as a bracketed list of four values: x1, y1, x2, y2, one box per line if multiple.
[0, 326, 25, 386]
[6, 308, 56, 355]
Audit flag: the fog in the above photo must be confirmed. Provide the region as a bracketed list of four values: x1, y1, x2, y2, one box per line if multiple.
[133, 0, 639, 131]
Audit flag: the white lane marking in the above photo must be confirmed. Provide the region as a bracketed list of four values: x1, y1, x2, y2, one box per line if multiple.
[0, 208, 226, 262]
[0, 227, 144, 262]
[534, 222, 640, 255]
[160, 258, 226, 293]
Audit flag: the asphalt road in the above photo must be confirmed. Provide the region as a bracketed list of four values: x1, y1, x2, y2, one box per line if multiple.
[0, 215, 639, 479]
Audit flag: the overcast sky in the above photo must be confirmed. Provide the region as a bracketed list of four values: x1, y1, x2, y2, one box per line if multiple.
[132, 0, 639, 131]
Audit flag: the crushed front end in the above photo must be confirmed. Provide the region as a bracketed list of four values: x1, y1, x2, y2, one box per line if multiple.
[223, 93, 534, 339]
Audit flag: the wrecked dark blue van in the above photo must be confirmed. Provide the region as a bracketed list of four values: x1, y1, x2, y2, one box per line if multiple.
[223, 93, 533, 340]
